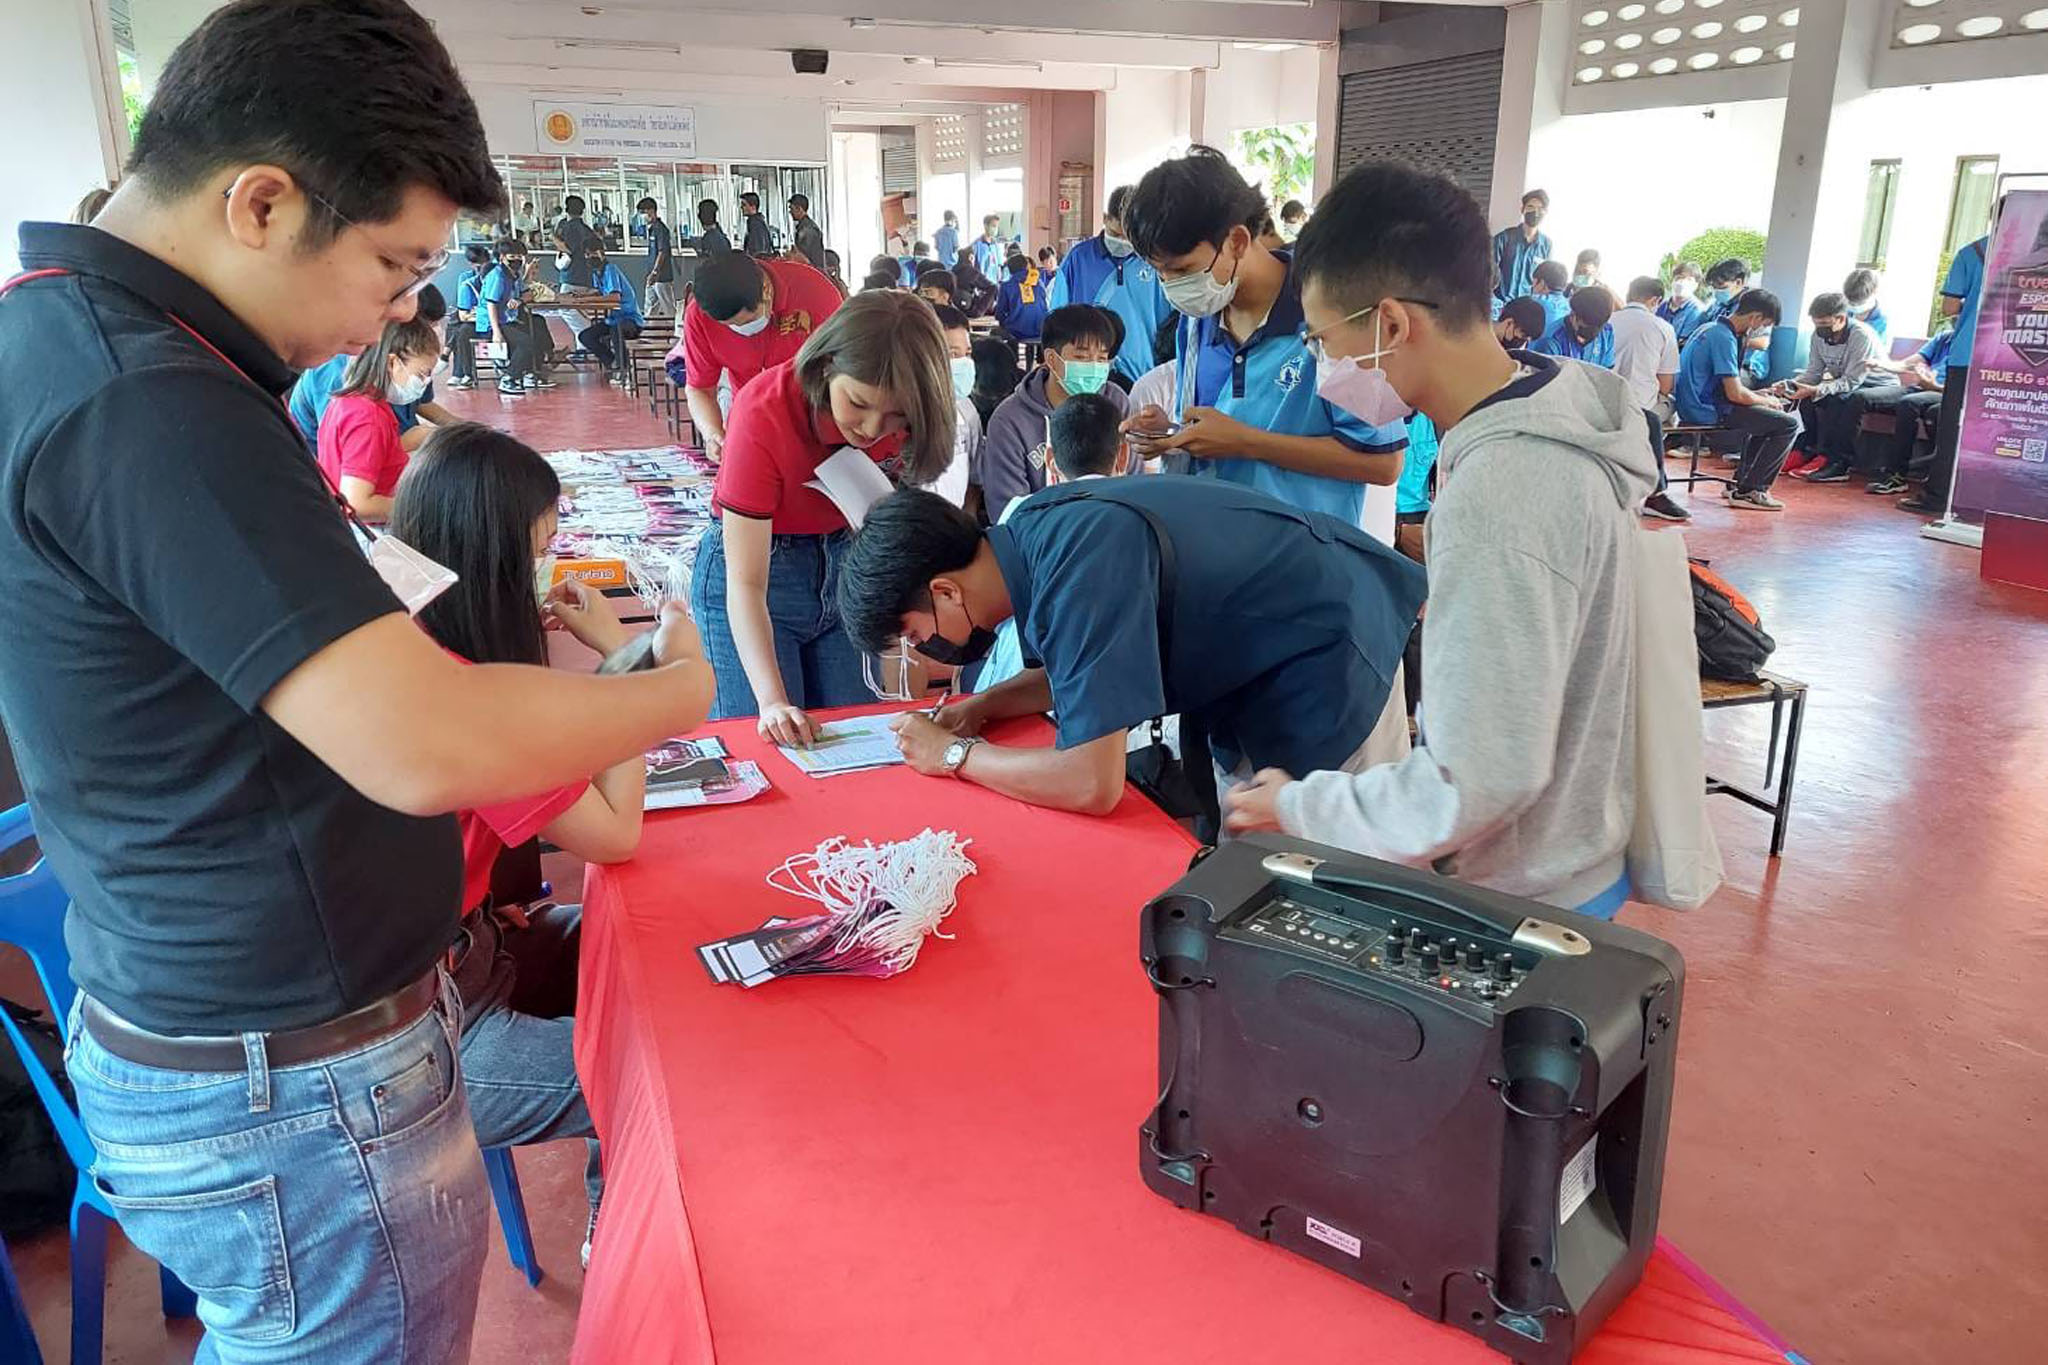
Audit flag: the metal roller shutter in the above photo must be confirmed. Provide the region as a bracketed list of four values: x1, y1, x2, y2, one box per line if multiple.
[882, 141, 918, 196]
[1336, 49, 1504, 206]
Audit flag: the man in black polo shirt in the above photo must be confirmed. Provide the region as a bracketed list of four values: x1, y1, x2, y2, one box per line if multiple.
[0, 2, 713, 1358]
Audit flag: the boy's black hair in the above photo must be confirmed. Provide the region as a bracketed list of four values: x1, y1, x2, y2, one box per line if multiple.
[1522, 188, 1551, 208]
[1706, 257, 1750, 287]
[126, 0, 501, 244]
[693, 254, 766, 320]
[465, 244, 494, 266]
[697, 199, 721, 224]
[916, 268, 957, 300]
[1497, 296, 1547, 341]
[824, 249, 842, 270]
[1808, 291, 1850, 319]
[861, 269, 900, 292]
[1732, 287, 1782, 325]
[563, 194, 585, 216]
[1842, 267, 1879, 308]
[914, 241, 931, 257]
[837, 490, 986, 654]
[1293, 160, 1494, 333]
[1626, 275, 1665, 304]
[1671, 259, 1702, 281]
[1122, 144, 1266, 261]
[870, 254, 900, 276]
[740, 191, 761, 210]
[414, 282, 446, 325]
[1049, 392, 1124, 479]
[789, 193, 811, 211]
[1041, 304, 1118, 355]
[971, 335, 1023, 398]
[636, 196, 658, 213]
[1106, 185, 1134, 222]
[1568, 288, 1614, 331]
[1004, 252, 1031, 276]
[933, 304, 970, 332]
[493, 236, 524, 259]
[1575, 248, 1601, 268]
[1280, 199, 1306, 222]
[1532, 259, 1571, 292]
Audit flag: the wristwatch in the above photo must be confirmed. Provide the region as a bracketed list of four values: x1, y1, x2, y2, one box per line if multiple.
[941, 736, 982, 777]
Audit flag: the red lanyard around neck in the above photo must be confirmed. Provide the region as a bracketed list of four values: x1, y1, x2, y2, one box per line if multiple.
[2, 266, 378, 540]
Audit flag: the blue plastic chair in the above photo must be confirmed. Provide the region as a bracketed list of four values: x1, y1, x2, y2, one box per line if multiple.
[0, 803, 544, 1361]
[0, 803, 196, 1365]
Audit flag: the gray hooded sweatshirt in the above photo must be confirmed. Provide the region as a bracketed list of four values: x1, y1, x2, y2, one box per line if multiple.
[973, 369, 1128, 521]
[1276, 354, 1659, 909]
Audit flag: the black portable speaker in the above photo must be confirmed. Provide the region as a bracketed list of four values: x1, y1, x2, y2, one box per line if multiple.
[1138, 835, 1683, 1364]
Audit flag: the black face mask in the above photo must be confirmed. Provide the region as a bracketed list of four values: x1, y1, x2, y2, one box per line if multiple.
[913, 598, 997, 668]
[1819, 325, 1847, 345]
[1524, 209, 1545, 227]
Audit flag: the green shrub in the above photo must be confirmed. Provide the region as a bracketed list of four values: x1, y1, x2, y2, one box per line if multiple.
[1659, 227, 1768, 286]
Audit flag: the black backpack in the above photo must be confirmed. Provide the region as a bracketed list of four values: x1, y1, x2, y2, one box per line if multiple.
[1689, 560, 1776, 681]
[0, 997, 75, 1237]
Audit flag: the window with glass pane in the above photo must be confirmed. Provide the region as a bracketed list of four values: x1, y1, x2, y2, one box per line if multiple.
[1944, 156, 2000, 256]
[1857, 160, 1899, 269]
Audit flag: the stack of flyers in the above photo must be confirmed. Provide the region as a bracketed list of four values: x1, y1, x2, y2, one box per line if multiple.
[644, 736, 772, 811]
[696, 912, 903, 988]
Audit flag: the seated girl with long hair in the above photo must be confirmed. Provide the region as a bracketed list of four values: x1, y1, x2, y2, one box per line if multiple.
[389, 421, 714, 1265]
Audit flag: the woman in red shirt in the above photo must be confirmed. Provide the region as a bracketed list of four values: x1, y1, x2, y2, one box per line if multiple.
[689, 290, 956, 746]
[316, 313, 442, 520]
[388, 422, 714, 1266]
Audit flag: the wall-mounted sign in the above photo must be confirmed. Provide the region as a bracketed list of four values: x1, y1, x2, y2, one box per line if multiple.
[533, 101, 699, 158]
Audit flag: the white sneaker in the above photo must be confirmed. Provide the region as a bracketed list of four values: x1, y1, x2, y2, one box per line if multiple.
[1723, 487, 1784, 512]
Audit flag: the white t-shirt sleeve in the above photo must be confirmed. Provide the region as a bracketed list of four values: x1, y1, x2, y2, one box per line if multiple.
[931, 396, 981, 509]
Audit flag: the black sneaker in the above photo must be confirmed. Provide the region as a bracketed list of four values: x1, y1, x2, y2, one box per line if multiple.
[1806, 460, 1853, 483]
[1897, 493, 1940, 515]
[497, 379, 526, 395]
[1865, 474, 1908, 496]
[1641, 491, 1691, 522]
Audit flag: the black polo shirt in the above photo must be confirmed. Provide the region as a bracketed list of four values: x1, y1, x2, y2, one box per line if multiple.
[0, 223, 461, 1035]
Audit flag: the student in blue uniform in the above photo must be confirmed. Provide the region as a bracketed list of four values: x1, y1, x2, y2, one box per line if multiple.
[1902, 231, 1989, 515]
[1491, 189, 1552, 304]
[1658, 260, 1709, 346]
[1530, 259, 1572, 331]
[1045, 185, 1172, 386]
[1843, 267, 1887, 342]
[993, 251, 1050, 341]
[833, 482, 1424, 816]
[1119, 145, 1407, 526]
[932, 212, 961, 275]
[290, 284, 455, 447]
[1528, 288, 1617, 367]
[574, 240, 644, 380]
[1674, 287, 1800, 511]
[448, 245, 492, 389]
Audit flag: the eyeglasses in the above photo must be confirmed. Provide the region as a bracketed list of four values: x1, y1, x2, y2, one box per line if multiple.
[234, 184, 449, 303]
[1302, 297, 1439, 365]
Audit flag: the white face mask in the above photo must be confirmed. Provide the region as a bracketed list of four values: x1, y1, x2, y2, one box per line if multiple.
[386, 369, 431, 406]
[727, 312, 771, 337]
[1672, 278, 1697, 301]
[949, 355, 976, 401]
[533, 553, 557, 604]
[1161, 241, 1241, 318]
[1103, 231, 1135, 258]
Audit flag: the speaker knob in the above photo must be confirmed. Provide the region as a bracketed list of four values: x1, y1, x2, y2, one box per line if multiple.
[1408, 927, 1429, 953]
[1384, 935, 1405, 964]
[1492, 954, 1515, 983]
[1463, 943, 1487, 971]
[1418, 945, 1441, 976]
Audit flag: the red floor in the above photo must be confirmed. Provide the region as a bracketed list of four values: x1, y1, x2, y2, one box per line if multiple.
[7, 370, 2048, 1364]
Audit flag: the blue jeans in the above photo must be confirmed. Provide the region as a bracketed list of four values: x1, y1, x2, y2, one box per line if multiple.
[453, 903, 602, 1210]
[691, 520, 870, 719]
[67, 976, 489, 1364]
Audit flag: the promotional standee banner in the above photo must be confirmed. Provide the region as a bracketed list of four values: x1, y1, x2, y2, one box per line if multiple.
[1954, 190, 2048, 524]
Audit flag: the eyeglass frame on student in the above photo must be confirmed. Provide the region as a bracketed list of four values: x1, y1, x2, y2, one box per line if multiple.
[1302, 297, 1440, 364]
[221, 183, 450, 303]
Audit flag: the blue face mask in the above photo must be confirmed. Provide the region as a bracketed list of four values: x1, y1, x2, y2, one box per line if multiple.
[1714, 286, 1734, 304]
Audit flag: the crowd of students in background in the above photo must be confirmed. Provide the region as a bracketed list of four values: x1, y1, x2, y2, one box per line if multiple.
[1486, 186, 1986, 521]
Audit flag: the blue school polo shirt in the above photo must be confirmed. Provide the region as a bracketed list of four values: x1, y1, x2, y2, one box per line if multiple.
[289, 355, 433, 443]
[1537, 291, 1571, 331]
[477, 264, 526, 336]
[1658, 296, 1709, 347]
[1172, 252, 1407, 524]
[1528, 316, 1616, 367]
[1918, 329, 1955, 381]
[1492, 225, 1552, 303]
[1943, 238, 1987, 368]
[454, 267, 488, 321]
[1046, 235, 1172, 381]
[1675, 320, 1742, 426]
[987, 476, 1426, 777]
[588, 263, 644, 327]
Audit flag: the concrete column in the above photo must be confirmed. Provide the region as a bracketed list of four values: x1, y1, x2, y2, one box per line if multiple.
[1490, 0, 1570, 230]
[0, 0, 124, 274]
[1313, 42, 1342, 199]
[1759, 0, 1886, 375]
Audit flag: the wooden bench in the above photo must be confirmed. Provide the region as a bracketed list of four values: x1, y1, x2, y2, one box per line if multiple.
[1701, 670, 1808, 858]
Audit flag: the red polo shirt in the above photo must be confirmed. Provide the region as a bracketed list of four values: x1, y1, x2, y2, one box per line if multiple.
[712, 360, 902, 534]
[676, 258, 843, 399]
[316, 392, 410, 497]
[458, 783, 585, 913]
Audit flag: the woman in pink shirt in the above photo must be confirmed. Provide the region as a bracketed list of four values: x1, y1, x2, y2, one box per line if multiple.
[316, 313, 441, 520]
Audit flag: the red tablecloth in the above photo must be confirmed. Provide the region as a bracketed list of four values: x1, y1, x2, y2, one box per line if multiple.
[573, 712, 1800, 1365]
